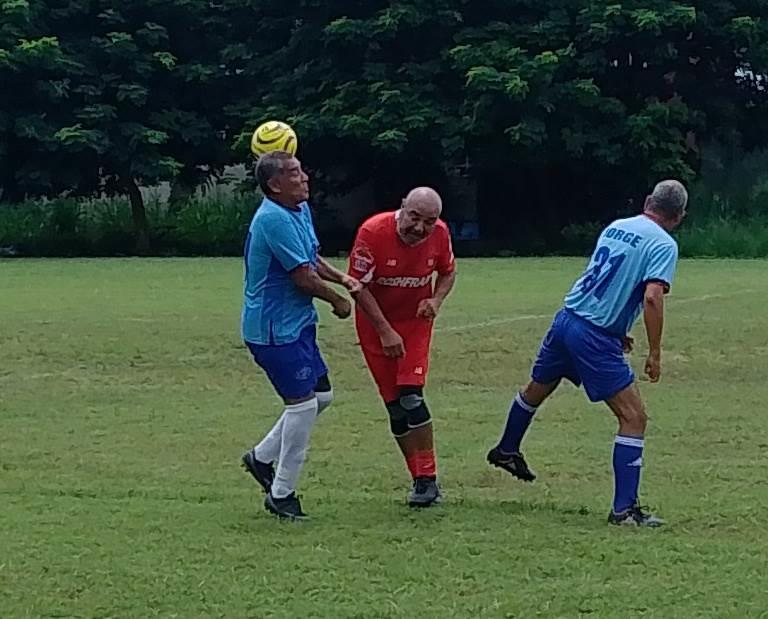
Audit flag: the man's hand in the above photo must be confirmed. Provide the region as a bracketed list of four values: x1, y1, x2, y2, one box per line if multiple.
[416, 298, 441, 321]
[645, 350, 661, 382]
[332, 297, 352, 319]
[622, 336, 634, 354]
[341, 274, 363, 295]
[380, 327, 405, 358]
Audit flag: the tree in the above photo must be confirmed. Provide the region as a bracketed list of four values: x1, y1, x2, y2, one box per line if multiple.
[224, 0, 768, 249]
[0, 0, 235, 252]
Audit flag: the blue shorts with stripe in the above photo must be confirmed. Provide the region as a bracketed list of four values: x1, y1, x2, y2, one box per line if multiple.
[245, 325, 328, 400]
[531, 308, 634, 402]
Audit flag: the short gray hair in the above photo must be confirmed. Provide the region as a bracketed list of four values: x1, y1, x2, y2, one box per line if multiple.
[648, 180, 688, 218]
[255, 151, 293, 195]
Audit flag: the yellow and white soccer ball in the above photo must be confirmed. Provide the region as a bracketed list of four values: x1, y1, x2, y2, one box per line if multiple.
[250, 120, 298, 157]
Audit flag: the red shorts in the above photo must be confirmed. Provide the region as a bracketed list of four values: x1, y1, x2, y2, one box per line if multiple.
[356, 317, 434, 403]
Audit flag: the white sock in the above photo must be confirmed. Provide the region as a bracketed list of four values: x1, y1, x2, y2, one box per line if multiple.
[316, 389, 334, 415]
[271, 398, 319, 499]
[252, 412, 285, 464]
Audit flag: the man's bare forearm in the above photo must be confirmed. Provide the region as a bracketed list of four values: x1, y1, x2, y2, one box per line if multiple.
[353, 287, 393, 336]
[316, 257, 347, 284]
[433, 271, 456, 305]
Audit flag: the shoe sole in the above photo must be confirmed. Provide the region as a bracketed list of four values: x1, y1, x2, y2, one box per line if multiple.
[486, 452, 536, 482]
[608, 518, 665, 528]
[408, 494, 442, 508]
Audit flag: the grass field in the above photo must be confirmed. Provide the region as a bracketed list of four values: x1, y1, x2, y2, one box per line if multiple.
[2, 257, 768, 618]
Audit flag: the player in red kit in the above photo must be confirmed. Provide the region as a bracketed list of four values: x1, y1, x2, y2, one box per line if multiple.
[348, 187, 457, 507]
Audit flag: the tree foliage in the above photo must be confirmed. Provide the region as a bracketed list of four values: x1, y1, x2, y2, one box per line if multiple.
[3, 0, 768, 252]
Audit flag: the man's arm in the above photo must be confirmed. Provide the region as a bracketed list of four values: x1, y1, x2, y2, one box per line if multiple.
[291, 265, 351, 319]
[417, 225, 457, 320]
[416, 270, 456, 320]
[642, 281, 666, 382]
[352, 287, 405, 358]
[317, 256, 362, 293]
[433, 270, 456, 306]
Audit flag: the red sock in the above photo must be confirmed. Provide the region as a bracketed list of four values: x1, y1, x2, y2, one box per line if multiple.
[405, 453, 419, 479]
[415, 449, 437, 478]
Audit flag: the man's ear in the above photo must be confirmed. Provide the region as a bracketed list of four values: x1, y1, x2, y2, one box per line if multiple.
[267, 176, 281, 195]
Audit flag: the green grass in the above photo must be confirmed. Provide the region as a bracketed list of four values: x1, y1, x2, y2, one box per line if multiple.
[2, 257, 768, 618]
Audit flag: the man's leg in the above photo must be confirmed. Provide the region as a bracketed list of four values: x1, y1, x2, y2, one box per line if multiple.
[488, 380, 558, 481]
[396, 386, 442, 508]
[391, 323, 441, 507]
[269, 394, 319, 504]
[489, 310, 576, 481]
[244, 374, 332, 491]
[360, 344, 415, 475]
[566, 319, 663, 527]
[385, 399, 418, 478]
[242, 329, 321, 519]
[604, 384, 662, 526]
[398, 386, 436, 480]
[311, 335, 334, 415]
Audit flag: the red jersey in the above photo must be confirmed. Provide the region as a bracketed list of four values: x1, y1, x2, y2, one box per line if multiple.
[348, 211, 456, 323]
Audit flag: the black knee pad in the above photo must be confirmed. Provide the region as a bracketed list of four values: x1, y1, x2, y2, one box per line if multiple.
[398, 387, 431, 429]
[385, 401, 409, 437]
[315, 374, 331, 393]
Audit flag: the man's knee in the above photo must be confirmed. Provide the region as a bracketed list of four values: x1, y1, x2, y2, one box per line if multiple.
[398, 386, 431, 429]
[315, 375, 333, 414]
[624, 404, 647, 430]
[607, 386, 647, 432]
[522, 380, 559, 407]
[385, 401, 409, 436]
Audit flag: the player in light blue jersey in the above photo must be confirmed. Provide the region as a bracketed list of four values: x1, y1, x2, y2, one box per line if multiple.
[487, 180, 688, 527]
[239, 151, 360, 520]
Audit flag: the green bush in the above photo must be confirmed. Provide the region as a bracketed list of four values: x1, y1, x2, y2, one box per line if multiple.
[0, 183, 261, 257]
[3, 176, 768, 257]
[678, 219, 768, 258]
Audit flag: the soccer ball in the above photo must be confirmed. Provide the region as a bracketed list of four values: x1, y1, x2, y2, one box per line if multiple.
[250, 120, 298, 157]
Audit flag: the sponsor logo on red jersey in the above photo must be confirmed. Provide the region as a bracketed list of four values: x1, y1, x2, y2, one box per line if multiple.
[375, 275, 432, 288]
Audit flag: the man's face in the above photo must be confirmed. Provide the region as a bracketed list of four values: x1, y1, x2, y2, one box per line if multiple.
[397, 202, 440, 245]
[268, 158, 309, 205]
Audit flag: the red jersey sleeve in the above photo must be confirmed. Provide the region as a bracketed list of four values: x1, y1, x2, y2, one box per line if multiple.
[348, 222, 378, 284]
[436, 225, 456, 275]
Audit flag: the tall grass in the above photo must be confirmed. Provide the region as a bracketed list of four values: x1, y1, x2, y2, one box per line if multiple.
[0, 181, 259, 257]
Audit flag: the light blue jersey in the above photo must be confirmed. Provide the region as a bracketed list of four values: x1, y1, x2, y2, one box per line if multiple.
[563, 215, 678, 336]
[241, 197, 319, 345]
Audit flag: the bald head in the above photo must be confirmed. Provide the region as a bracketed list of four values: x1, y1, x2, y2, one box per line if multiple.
[404, 187, 443, 217]
[398, 186, 443, 245]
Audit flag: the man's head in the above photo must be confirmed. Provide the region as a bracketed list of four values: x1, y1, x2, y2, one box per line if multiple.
[255, 151, 309, 207]
[397, 187, 443, 246]
[644, 179, 688, 230]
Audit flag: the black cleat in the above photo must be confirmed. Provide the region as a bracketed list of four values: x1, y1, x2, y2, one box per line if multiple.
[241, 449, 274, 493]
[264, 492, 309, 521]
[608, 503, 665, 528]
[408, 477, 442, 508]
[487, 447, 537, 482]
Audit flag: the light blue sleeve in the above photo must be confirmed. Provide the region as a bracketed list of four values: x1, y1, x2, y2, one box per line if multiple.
[645, 241, 678, 290]
[262, 212, 311, 272]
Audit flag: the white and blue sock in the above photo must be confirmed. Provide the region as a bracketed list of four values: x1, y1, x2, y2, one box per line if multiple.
[612, 435, 644, 513]
[497, 393, 538, 453]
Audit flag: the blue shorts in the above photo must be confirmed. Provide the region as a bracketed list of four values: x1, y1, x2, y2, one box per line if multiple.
[245, 325, 329, 400]
[531, 308, 634, 402]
